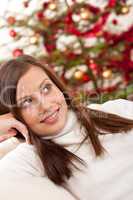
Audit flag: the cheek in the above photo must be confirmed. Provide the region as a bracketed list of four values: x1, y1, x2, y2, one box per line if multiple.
[52, 88, 66, 104]
[21, 107, 38, 126]
[55, 92, 68, 114]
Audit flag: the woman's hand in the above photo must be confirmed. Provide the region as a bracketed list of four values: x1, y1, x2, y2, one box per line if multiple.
[0, 113, 30, 144]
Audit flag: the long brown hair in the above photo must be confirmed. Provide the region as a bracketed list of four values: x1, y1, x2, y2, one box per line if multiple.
[0, 55, 133, 189]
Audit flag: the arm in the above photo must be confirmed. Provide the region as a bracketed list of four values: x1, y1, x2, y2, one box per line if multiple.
[0, 143, 75, 200]
[88, 99, 133, 119]
[0, 143, 44, 177]
[0, 174, 75, 200]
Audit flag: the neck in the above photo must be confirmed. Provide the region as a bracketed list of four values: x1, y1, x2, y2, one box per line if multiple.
[42, 109, 77, 140]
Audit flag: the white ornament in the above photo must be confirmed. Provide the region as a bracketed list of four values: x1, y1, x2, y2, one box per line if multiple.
[104, 5, 133, 34]
[56, 34, 82, 54]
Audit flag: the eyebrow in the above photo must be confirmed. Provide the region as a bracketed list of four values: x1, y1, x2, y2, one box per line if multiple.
[17, 78, 49, 103]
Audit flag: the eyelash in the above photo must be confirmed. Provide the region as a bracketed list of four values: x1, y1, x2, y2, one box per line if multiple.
[41, 83, 52, 94]
[21, 98, 32, 107]
[21, 83, 52, 108]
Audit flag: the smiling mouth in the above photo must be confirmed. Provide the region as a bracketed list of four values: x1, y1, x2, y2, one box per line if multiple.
[40, 107, 60, 123]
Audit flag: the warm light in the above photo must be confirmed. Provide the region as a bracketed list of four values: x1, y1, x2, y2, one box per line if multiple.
[74, 70, 84, 80]
[121, 5, 130, 14]
[102, 69, 112, 79]
[80, 9, 91, 20]
[30, 36, 38, 44]
[48, 3, 57, 11]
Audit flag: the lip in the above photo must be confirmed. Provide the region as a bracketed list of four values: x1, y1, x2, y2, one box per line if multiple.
[40, 107, 60, 124]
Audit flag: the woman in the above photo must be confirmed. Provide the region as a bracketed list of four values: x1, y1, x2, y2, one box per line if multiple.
[0, 55, 133, 200]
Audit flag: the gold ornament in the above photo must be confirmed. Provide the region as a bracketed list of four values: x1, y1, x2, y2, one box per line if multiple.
[42, 18, 50, 27]
[74, 70, 84, 80]
[30, 36, 39, 44]
[102, 69, 113, 79]
[96, 31, 103, 37]
[48, 2, 57, 11]
[80, 8, 92, 20]
[121, 5, 130, 14]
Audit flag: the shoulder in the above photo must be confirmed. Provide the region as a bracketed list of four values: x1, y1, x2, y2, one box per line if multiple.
[0, 142, 44, 177]
[88, 99, 133, 119]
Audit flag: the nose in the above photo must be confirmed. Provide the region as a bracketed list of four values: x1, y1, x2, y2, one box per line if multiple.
[35, 91, 52, 114]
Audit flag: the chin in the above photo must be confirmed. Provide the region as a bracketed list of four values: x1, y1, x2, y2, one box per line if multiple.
[33, 105, 68, 136]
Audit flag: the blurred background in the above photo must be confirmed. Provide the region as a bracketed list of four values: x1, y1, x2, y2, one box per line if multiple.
[0, 0, 133, 104]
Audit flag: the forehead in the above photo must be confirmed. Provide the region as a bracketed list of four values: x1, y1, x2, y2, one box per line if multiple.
[16, 66, 50, 99]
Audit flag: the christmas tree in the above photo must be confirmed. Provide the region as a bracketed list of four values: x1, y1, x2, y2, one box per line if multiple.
[0, 0, 133, 103]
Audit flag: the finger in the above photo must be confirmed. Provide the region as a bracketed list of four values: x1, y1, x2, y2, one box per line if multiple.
[0, 133, 17, 142]
[13, 121, 30, 144]
[8, 128, 17, 135]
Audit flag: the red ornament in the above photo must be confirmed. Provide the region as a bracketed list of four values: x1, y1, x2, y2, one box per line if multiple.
[7, 16, 16, 25]
[9, 29, 17, 38]
[13, 49, 23, 57]
[23, 1, 29, 8]
[89, 62, 97, 70]
[124, 73, 130, 85]
[45, 43, 56, 53]
[42, 2, 49, 10]
[36, 11, 44, 20]
[86, 60, 100, 75]
[66, 52, 77, 60]
[108, 0, 116, 8]
[82, 74, 90, 82]
[112, 19, 118, 25]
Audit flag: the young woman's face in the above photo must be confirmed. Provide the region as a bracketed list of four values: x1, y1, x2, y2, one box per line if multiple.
[16, 66, 68, 137]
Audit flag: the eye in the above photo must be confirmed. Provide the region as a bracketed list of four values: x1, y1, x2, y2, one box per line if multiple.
[20, 98, 33, 108]
[41, 83, 52, 94]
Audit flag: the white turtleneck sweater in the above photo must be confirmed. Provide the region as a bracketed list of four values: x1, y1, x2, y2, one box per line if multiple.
[0, 99, 133, 200]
